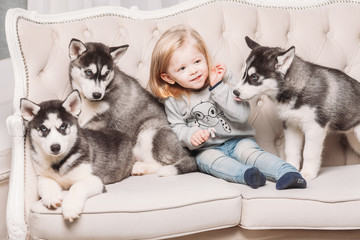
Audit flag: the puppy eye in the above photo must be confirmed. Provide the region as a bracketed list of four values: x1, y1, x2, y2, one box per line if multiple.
[39, 125, 47, 132]
[250, 74, 258, 81]
[103, 70, 110, 77]
[84, 69, 93, 76]
[249, 74, 260, 84]
[59, 123, 67, 130]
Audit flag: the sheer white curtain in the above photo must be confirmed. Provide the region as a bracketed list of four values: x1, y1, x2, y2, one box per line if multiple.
[27, 0, 189, 14]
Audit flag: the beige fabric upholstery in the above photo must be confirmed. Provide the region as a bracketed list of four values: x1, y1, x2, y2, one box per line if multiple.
[238, 165, 360, 229]
[29, 173, 241, 239]
[5, 0, 360, 239]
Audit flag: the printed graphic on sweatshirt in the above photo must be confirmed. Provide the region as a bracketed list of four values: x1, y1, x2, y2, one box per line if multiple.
[189, 101, 231, 133]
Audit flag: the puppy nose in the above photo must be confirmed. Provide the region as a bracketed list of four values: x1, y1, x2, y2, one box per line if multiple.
[92, 92, 102, 99]
[233, 89, 240, 97]
[50, 144, 61, 154]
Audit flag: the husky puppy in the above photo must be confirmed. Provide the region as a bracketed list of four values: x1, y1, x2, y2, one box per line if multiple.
[233, 37, 360, 179]
[68, 39, 198, 176]
[20, 90, 134, 222]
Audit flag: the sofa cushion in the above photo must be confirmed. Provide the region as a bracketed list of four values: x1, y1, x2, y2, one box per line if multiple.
[28, 172, 242, 239]
[236, 165, 360, 230]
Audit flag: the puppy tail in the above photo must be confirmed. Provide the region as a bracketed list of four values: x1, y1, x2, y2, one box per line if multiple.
[158, 165, 178, 177]
[173, 155, 199, 175]
[158, 155, 199, 177]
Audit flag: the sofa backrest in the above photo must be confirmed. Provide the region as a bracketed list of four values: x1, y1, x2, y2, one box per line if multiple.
[6, 0, 360, 212]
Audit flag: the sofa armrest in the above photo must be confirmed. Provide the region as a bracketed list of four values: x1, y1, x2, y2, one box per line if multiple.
[6, 114, 27, 240]
[7, 113, 25, 137]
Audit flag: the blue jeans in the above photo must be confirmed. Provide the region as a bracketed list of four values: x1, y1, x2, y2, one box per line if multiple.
[195, 138, 298, 184]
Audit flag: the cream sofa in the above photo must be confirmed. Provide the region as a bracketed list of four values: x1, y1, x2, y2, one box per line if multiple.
[5, 0, 360, 239]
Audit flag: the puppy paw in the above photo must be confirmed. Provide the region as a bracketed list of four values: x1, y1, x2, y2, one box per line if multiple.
[300, 169, 318, 180]
[131, 162, 146, 176]
[62, 199, 83, 222]
[41, 192, 63, 209]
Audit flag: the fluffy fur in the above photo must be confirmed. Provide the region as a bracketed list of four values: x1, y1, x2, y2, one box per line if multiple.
[233, 37, 360, 179]
[68, 39, 198, 176]
[21, 91, 134, 222]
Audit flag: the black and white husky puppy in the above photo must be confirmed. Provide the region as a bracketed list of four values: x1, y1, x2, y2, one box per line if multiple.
[21, 90, 134, 222]
[233, 37, 360, 180]
[68, 39, 198, 176]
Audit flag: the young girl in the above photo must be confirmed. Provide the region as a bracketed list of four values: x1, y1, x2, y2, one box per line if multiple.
[149, 25, 306, 190]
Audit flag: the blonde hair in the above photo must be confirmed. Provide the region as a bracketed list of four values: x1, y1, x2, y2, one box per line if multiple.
[149, 25, 211, 99]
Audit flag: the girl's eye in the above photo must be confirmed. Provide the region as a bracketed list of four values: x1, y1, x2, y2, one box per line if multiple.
[39, 125, 47, 132]
[59, 123, 67, 130]
[179, 67, 185, 71]
[85, 69, 93, 76]
[194, 59, 201, 64]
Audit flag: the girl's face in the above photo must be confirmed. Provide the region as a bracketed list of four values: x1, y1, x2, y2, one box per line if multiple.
[161, 43, 208, 90]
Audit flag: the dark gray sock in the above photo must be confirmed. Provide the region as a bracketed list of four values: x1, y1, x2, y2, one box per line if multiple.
[276, 172, 307, 190]
[244, 167, 266, 189]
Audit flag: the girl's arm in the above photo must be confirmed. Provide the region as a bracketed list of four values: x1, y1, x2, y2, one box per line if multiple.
[164, 98, 204, 150]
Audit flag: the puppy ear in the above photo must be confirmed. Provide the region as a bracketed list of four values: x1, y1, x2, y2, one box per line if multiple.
[20, 98, 41, 122]
[110, 44, 129, 63]
[69, 38, 87, 60]
[245, 36, 260, 50]
[275, 46, 295, 75]
[62, 90, 82, 117]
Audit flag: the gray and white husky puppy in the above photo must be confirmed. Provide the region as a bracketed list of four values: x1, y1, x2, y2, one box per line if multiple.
[68, 39, 198, 176]
[233, 37, 360, 179]
[21, 90, 134, 222]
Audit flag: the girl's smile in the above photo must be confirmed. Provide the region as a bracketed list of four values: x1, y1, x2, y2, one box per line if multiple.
[191, 74, 203, 82]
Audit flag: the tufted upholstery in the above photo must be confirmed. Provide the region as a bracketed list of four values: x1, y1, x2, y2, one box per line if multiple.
[13, 0, 360, 166]
[5, 0, 360, 239]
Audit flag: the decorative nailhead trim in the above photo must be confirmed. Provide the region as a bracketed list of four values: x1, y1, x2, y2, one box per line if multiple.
[15, 17, 29, 99]
[234, 0, 360, 10]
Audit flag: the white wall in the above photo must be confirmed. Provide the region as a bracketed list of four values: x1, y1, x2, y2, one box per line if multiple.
[0, 0, 27, 60]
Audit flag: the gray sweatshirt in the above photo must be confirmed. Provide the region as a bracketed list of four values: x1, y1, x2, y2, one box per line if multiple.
[164, 73, 255, 150]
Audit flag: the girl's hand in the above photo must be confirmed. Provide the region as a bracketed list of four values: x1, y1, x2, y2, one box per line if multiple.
[209, 63, 227, 87]
[191, 129, 210, 146]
